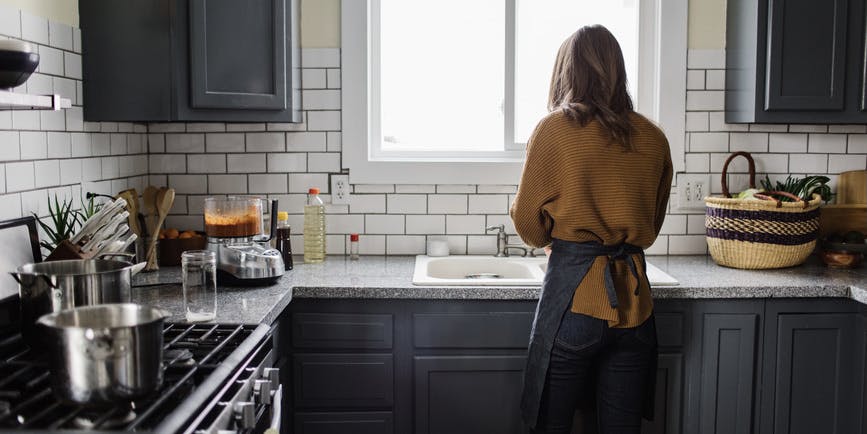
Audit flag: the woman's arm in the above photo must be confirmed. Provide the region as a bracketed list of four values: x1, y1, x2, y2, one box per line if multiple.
[510, 119, 558, 248]
[654, 143, 674, 235]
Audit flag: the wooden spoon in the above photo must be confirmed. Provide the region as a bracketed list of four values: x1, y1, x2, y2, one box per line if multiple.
[141, 186, 159, 237]
[116, 188, 141, 237]
[146, 187, 175, 270]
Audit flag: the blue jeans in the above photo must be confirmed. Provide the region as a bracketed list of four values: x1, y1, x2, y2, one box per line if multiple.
[532, 312, 657, 434]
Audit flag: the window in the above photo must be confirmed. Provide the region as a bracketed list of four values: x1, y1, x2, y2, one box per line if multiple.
[343, 0, 686, 184]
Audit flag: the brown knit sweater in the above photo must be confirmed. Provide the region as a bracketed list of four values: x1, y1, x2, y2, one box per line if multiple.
[510, 110, 673, 328]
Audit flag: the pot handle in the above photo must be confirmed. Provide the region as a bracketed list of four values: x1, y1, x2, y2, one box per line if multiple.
[9, 272, 20, 284]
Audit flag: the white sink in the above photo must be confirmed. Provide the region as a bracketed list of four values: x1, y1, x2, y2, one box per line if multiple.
[411, 255, 679, 286]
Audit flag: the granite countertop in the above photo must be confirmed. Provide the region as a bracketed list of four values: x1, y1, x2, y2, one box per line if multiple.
[131, 255, 867, 325]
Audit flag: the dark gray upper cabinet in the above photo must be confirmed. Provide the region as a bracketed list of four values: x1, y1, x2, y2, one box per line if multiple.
[80, 0, 301, 123]
[725, 0, 867, 123]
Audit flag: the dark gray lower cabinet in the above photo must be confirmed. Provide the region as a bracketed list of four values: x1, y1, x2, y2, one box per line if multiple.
[280, 298, 866, 434]
[414, 355, 526, 434]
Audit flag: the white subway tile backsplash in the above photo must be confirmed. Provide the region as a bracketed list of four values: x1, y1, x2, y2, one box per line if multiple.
[286, 132, 327, 151]
[13, 111, 40, 130]
[288, 173, 328, 193]
[789, 153, 828, 174]
[268, 153, 306, 173]
[788, 124, 828, 133]
[357, 234, 386, 255]
[166, 133, 204, 153]
[91, 134, 110, 155]
[308, 152, 340, 172]
[436, 185, 476, 194]
[99, 122, 118, 133]
[446, 215, 485, 234]
[326, 214, 364, 234]
[467, 235, 497, 255]
[687, 49, 725, 69]
[685, 112, 709, 132]
[34, 160, 59, 188]
[686, 70, 704, 90]
[208, 174, 247, 194]
[228, 154, 266, 173]
[659, 215, 686, 235]
[0, 131, 20, 161]
[187, 154, 225, 173]
[101, 157, 119, 179]
[46, 132, 70, 158]
[226, 123, 266, 132]
[386, 235, 425, 255]
[708, 112, 748, 132]
[705, 70, 725, 90]
[686, 214, 706, 235]
[729, 132, 768, 153]
[6, 162, 34, 192]
[65, 107, 83, 131]
[752, 153, 789, 174]
[40, 110, 65, 131]
[19, 131, 46, 160]
[429, 194, 467, 214]
[20, 12, 48, 44]
[302, 90, 341, 110]
[388, 194, 427, 214]
[246, 133, 285, 152]
[170, 175, 208, 194]
[37, 46, 63, 76]
[70, 133, 89, 157]
[63, 52, 82, 79]
[748, 124, 788, 133]
[302, 48, 341, 68]
[829, 125, 867, 134]
[668, 235, 707, 255]
[686, 91, 724, 111]
[365, 215, 404, 234]
[267, 122, 307, 132]
[689, 132, 728, 152]
[395, 184, 436, 193]
[645, 236, 668, 255]
[0, 6, 21, 37]
[206, 133, 244, 153]
[354, 184, 394, 193]
[808, 134, 846, 153]
[26, 74, 52, 95]
[326, 69, 341, 88]
[72, 28, 81, 53]
[81, 158, 101, 181]
[828, 154, 866, 173]
[301, 69, 327, 89]
[768, 133, 806, 153]
[406, 215, 445, 234]
[349, 194, 385, 214]
[307, 111, 340, 131]
[849, 135, 867, 154]
[185, 123, 225, 133]
[468, 194, 507, 214]
[684, 154, 710, 173]
[148, 123, 185, 133]
[326, 131, 342, 152]
[48, 21, 73, 50]
[477, 185, 517, 194]
[148, 134, 165, 153]
[249, 174, 291, 195]
[110, 133, 127, 155]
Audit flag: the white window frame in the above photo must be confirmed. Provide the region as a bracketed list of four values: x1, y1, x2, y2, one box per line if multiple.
[342, 0, 687, 185]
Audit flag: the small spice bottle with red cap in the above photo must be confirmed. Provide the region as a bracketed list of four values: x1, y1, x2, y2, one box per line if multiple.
[349, 233, 360, 260]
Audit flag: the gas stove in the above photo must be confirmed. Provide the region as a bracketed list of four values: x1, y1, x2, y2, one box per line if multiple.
[0, 300, 280, 433]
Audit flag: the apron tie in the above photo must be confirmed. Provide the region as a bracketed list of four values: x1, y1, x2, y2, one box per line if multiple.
[602, 244, 643, 308]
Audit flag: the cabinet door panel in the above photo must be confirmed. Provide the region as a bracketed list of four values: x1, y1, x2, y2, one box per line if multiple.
[189, 0, 286, 110]
[699, 313, 758, 434]
[765, 0, 847, 110]
[413, 312, 533, 348]
[293, 354, 393, 408]
[771, 314, 856, 434]
[642, 352, 684, 434]
[414, 355, 526, 434]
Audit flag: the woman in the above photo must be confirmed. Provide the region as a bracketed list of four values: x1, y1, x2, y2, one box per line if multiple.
[511, 25, 672, 434]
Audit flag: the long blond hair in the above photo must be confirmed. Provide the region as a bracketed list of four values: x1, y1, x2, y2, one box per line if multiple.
[548, 25, 634, 149]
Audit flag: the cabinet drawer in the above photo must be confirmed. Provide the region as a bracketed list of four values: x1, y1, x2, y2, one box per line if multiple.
[294, 411, 394, 434]
[293, 354, 394, 408]
[413, 312, 533, 349]
[293, 313, 393, 349]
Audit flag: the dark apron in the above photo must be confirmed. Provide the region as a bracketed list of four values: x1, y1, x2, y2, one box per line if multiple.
[520, 238, 657, 428]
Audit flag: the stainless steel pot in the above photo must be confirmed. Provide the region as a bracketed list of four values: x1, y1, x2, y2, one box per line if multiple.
[10, 258, 139, 339]
[36, 303, 170, 405]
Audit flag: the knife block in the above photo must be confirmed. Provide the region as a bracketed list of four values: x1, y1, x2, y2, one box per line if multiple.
[44, 239, 86, 261]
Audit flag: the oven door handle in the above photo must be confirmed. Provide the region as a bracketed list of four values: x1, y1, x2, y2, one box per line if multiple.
[264, 384, 282, 434]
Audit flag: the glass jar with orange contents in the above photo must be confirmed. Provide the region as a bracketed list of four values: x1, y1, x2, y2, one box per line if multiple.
[203, 196, 265, 238]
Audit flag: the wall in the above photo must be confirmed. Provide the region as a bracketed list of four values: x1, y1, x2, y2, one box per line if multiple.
[0, 0, 77, 27]
[0, 5, 148, 239]
[6, 1, 867, 257]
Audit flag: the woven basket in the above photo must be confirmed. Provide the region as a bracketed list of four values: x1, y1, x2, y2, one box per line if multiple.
[705, 152, 821, 269]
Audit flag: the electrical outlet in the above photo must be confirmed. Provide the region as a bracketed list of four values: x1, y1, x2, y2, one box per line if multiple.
[331, 174, 350, 205]
[677, 174, 711, 211]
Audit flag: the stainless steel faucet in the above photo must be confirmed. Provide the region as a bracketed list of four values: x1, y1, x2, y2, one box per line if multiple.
[485, 224, 542, 257]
